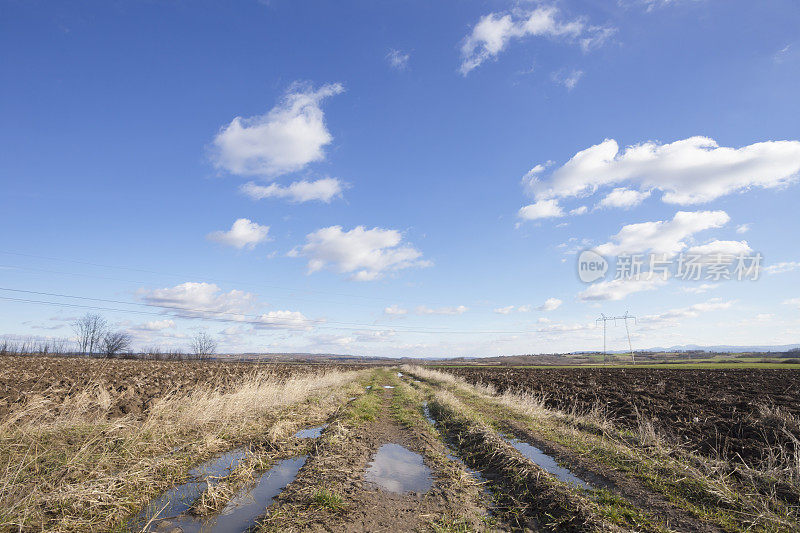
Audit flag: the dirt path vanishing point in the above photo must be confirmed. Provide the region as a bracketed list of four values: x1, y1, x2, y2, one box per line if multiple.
[260, 371, 496, 532]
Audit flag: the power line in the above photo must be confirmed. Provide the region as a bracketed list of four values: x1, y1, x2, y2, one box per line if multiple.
[0, 250, 464, 308]
[0, 293, 539, 335]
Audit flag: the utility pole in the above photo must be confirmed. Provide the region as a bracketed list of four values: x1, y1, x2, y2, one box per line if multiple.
[596, 312, 637, 364]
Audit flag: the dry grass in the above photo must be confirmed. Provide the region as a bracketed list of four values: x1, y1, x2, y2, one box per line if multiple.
[0, 368, 364, 531]
[408, 364, 800, 532]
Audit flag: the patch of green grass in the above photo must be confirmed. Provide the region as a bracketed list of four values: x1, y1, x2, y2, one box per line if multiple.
[592, 489, 667, 532]
[310, 489, 345, 512]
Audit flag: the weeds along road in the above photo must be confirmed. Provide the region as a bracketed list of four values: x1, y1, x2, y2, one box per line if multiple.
[0, 358, 797, 531]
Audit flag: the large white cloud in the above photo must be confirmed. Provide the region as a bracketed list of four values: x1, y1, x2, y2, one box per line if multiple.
[526, 136, 800, 206]
[207, 218, 270, 250]
[211, 83, 343, 177]
[460, 6, 613, 75]
[139, 282, 258, 317]
[241, 178, 344, 203]
[595, 210, 730, 256]
[289, 226, 431, 281]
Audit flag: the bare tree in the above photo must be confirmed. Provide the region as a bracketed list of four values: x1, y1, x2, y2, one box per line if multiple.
[72, 313, 108, 356]
[190, 332, 217, 359]
[101, 331, 132, 358]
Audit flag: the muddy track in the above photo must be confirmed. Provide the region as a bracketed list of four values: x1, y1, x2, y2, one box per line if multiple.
[495, 418, 723, 533]
[260, 382, 494, 532]
[432, 385, 723, 533]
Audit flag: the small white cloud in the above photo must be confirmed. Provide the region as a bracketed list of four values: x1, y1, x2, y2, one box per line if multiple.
[518, 199, 564, 220]
[552, 69, 584, 90]
[290, 225, 431, 281]
[207, 218, 270, 250]
[783, 298, 800, 309]
[597, 187, 651, 209]
[211, 83, 343, 178]
[736, 223, 751, 234]
[416, 305, 468, 315]
[494, 304, 532, 314]
[241, 178, 344, 203]
[680, 283, 718, 294]
[132, 319, 175, 331]
[579, 278, 665, 301]
[569, 205, 588, 215]
[253, 310, 312, 330]
[384, 304, 408, 316]
[386, 49, 410, 70]
[641, 299, 734, 324]
[538, 297, 562, 311]
[765, 261, 800, 275]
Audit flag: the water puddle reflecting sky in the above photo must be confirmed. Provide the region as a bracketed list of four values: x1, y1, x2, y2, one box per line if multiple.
[364, 443, 432, 494]
[502, 437, 591, 489]
[293, 425, 327, 438]
[135, 456, 306, 532]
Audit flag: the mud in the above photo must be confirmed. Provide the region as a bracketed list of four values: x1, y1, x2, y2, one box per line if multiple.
[444, 366, 800, 463]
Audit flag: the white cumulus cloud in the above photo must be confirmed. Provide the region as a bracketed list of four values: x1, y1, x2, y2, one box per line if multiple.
[384, 304, 408, 316]
[518, 199, 565, 220]
[597, 187, 651, 209]
[539, 297, 562, 311]
[241, 177, 344, 203]
[765, 261, 800, 275]
[211, 83, 343, 177]
[290, 226, 431, 281]
[139, 282, 258, 317]
[579, 278, 665, 301]
[525, 136, 800, 206]
[641, 299, 734, 325]
[207, 218, 270, 250]
[460, 6, 613, 75]
[596, 211, 730, 256]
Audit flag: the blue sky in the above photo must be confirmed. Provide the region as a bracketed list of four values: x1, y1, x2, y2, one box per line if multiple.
[2, 0, 799, 357]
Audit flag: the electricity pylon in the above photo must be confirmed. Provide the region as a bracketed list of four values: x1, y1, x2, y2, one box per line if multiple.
[595, 312, 637, 364]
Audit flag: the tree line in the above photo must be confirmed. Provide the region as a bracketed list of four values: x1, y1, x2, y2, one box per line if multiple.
[0, 313, 218, 360]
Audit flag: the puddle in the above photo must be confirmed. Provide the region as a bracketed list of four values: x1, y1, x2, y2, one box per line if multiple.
[421, 402, 436, 426]
[382, 385, 395, 389]
[293, 425, 327, 439]
[412, 380, 421, 383]
[365, 385, 372, 390]
[397, 372, 404, 377]
[502, 436, 591, 489]
[364, 444, 433, 494]
[188, 448, 248, 479]
[133, 448, 248, 530]
[136, 457, 307, 532]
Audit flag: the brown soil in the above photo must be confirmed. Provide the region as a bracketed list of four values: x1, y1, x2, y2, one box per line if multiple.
[442, 367, 800, 464]
[261, 387, 494, 532]
[0, 355, 348, 418]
